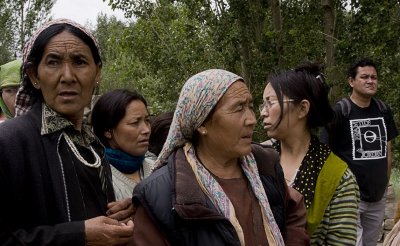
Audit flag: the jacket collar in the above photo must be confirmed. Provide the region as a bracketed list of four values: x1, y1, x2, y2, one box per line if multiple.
[172, 148, 226, 220]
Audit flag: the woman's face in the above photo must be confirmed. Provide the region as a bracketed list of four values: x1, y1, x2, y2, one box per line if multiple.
[260, 83, 296, 140]
[28, 31, 101, 124]
[1, 86, 19, 116]
[108, 100, 151, 156]
[201, 81, 256, 159]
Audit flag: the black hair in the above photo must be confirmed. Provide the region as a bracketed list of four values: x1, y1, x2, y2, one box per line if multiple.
[267, 61, 333, 129]
[347, 58, 377, 79]
[149, 111, 174, 156]
[91, 89, 148, 147]
[23, 23, 102, 102]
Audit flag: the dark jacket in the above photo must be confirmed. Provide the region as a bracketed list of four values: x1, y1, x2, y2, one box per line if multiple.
[132, 144, 309, 245]
[0, 103, 114, 245]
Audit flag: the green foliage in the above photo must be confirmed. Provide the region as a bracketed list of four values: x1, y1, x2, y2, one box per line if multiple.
[0, 0, 15, 63]
[99, 0, 400, 161]
[0, 0, 54, 62]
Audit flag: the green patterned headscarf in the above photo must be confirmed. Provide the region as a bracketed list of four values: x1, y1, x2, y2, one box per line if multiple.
[0, 59, 22, 118]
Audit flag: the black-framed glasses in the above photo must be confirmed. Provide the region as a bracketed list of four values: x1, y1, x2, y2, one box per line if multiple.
[259, 99, 294, 113]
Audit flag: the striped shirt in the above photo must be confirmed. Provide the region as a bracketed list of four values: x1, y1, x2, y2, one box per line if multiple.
[310, 168, 360, 245]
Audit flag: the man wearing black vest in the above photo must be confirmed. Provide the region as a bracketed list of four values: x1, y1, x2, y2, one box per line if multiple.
[321, 58, 398, 246]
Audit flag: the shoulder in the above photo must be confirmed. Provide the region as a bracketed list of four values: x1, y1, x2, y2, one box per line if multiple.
[133, 164, 173, 222]
[0, 113, 39, 145]
[339, 168, 358, 189]
[134, 164, 172, 200]
[330, 161, 359, 201]
[251, 143, 280, 163]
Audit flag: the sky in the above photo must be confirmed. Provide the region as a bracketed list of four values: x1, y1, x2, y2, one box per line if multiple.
[51, 0, 127, 26]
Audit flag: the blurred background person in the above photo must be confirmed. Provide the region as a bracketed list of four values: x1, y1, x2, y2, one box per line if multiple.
[260, 62, 360, 245]
[148, 111, 174, 156]
[132, 69, 309, 246]
[0, 19, 133, 245]
[0, 59, 22, 122]
[92, 89, 156, 200]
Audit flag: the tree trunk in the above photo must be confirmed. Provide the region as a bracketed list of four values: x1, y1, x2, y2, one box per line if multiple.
[271, 0, 283, 66]
[321, 0, 336, 69]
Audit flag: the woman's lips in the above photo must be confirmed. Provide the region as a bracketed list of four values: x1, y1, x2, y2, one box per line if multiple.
[59, 91, 78, 99]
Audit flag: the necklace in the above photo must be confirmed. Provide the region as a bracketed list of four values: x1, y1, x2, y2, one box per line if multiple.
[63, 132, 101, 168]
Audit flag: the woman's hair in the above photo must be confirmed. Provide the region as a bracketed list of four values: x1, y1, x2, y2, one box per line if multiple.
[267, 61, 333, 129]
[22, 23, 102, 102]
[149, 111, 174, 156]
[91, 89, 148, 147]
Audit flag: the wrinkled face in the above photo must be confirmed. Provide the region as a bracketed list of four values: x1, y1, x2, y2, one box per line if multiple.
[260, 83, 295, 140]
[349, 66, 378, 98]
[108, 100, 151, 157]
[202, 81, 256, 158]
[1, 86, 19, 116]
[28, 31, 100, 124]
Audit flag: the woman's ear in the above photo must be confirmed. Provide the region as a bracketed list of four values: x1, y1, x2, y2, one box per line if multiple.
[95, 65, 101, 86]
[297, 99, 310, 120]
[104, 130, 112, 139]
[196, 126, 208, 135]
[26, 67, 40, 89]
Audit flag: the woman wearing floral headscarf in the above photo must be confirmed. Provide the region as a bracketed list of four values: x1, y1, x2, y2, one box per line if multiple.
[132, 69, 309, 245]
[0, 19, 133, 245]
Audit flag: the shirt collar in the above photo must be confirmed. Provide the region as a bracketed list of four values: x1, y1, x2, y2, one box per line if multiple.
[40, 103, 96, 146]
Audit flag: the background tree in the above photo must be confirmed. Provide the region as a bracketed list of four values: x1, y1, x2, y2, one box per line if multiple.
[0, 0, 54, 61]
[0, 0, 15, 63]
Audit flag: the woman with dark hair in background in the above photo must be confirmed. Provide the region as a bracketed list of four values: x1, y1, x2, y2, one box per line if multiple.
[0, 19, 133, 245]
[260, 62, 360, 245]
[91, 89, 156, 200]
[148, 111, 174, 156]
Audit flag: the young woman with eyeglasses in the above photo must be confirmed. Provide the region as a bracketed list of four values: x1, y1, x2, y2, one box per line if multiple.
[260, 62, 360, 246]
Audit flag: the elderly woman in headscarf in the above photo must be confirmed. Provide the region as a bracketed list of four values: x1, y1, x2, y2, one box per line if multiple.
[132, 69, 310, 245]
[0, 59, 22, 122]
[0, 19, 133, 245]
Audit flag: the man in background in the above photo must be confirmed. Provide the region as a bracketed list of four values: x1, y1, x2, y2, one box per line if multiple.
[321, 58, 398, 246]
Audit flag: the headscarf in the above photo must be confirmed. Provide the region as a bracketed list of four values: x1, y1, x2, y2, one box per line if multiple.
[156, 69, 284, 245]
[0, 59, 22, 118]
[155, 69, 242, 165]
[15, 18, 101, 117]
[0, 59, 22, 89]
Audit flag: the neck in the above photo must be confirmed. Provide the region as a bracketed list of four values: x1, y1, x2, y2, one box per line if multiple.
[196, 144, 242, 179]
[350, 93, 371, 108]
[280, 130, 311, 168]
[70, 116, 83, 131]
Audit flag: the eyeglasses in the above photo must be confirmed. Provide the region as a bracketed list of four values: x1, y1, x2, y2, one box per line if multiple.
[259, 99, 294, 113]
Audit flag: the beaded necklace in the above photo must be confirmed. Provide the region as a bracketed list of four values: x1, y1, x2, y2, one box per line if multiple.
[63, 132, 101, 168]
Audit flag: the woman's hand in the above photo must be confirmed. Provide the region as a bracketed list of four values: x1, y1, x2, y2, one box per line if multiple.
[85, 216, 134, 245]
[107, 198, 135, 224]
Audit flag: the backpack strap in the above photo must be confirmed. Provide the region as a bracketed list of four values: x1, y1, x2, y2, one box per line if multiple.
[337, 98, 352, 117]
[372, 97, 388, 113]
